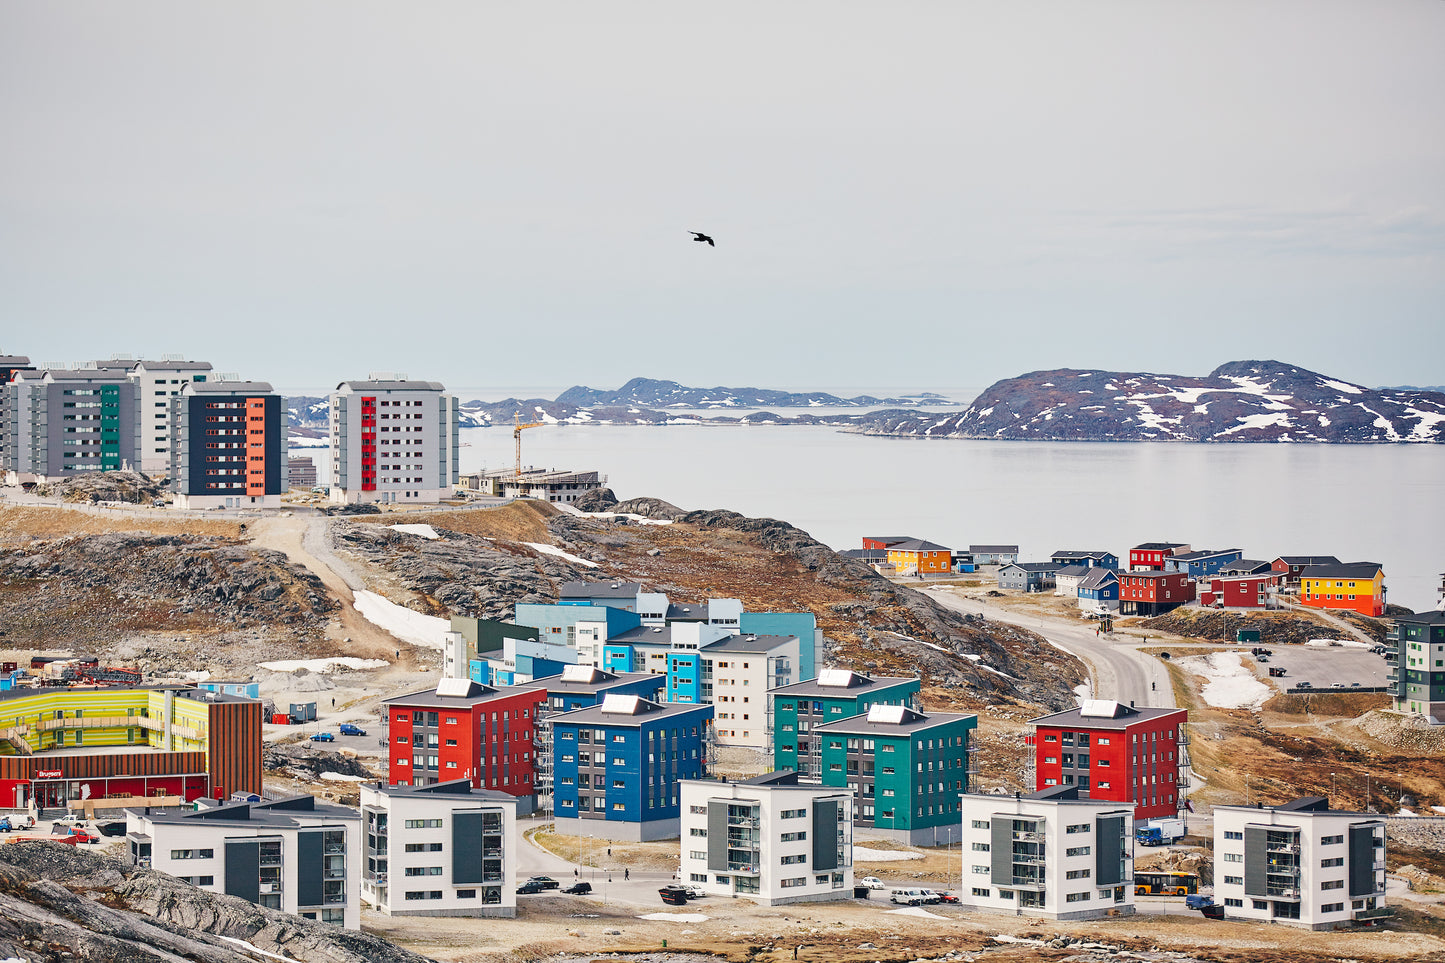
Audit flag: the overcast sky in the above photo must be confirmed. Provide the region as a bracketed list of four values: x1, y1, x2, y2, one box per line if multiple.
[3, 2, 1442, 396]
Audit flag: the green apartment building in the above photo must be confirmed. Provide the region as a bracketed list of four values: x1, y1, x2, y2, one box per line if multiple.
[1387, 611, 1445, 722]
[771, 669, 920, 776]
[813, 704, 977, 845]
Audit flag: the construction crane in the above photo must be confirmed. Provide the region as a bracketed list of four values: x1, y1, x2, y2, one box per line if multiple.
[513, 412, 546, 479]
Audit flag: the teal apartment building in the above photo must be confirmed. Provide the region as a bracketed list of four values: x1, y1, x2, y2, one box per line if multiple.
[770, 670, 920, 775]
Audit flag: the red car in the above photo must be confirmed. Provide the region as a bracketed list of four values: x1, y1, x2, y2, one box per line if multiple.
[933, 891, 960, 904]
[53, 828, 100, 845]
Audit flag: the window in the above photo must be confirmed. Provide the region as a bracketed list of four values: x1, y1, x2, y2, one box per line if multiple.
[1222, 853, 1243, 863]
[1321, 902, 1344, 914]
[1321, 834, 1344, 845]
[972, 842, 990, 852]
[781, 854, 806, 865]
[781, 808, 806, 819]
[1066, 824, 1090, 834]
[1224, 831, 1243, 840]
[1321, 880, 1344, 890]
[1065, 869, 1091, 879]
[780, 831, 807, 842]
[1065, 846, 1090, 857]
[1224, 875, 1243, 885]
[1321, 857, 1344, 868]
[1065, 892, 1090, 903]
[971, 819, 989, 829]
[972, 864, 989, 875]
[1224, 898, 1243, 907]
[972, 887, 990, 897]
[170, 849, 214, 860]
[404, 819, 443, 829]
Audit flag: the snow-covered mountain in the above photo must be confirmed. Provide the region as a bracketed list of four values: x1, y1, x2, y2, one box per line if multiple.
[851, 361, 1445, 443]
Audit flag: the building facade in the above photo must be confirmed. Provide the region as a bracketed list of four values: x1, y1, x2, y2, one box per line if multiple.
[169, 380, 286, 510]
[1050, 551, 1120, 570]
[679, 771, 853, 905]
[329, 379, 459, 504]
[1031, 701, 1188, 823]
[1201, 573, 1282, 610]
[1165, 549, 1244, 579]
[998, 562, 1059, 592]
[1213, 797, 1387, 929]
[1298, 563, 1387, 617]
[550, 695, 712, 841]
[384, 681, 544, 813]
[1271, 555, 1342, 588]
[970, 545, 1020, 566]
[813, 704, 977, 845]
[886, 539, 952, 576]
[1117, 571, 1196, 616]
[1386, 611, 1445, 721]
[1077, 568, 1120, 614]
[1128, 542, 1190, 571]
[957, 786, 1134, 920]
[129, 358, 212, 474]
[1, 368, 141, 484]
[0, 685, 262, 811]
[127, 795, 359, 927]
[360, 780, 518, 917]
[771, 670, 920, 777]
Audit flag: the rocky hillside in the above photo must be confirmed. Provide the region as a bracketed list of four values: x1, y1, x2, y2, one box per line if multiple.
[0, 842, 431, 963]
[852, 360, 1445, 443]
[555, 376, 937, 409]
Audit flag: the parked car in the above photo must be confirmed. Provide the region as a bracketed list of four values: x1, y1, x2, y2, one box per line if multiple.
[96, 821, 128, 837]
[859, 876, 886, 890]
[932, 891, 960, 904]
[338, 723, 367, 736]
[1256, 656, 1269, 663]
[917, 889, 944, 904]
[1297, 681, 1312, 689]
[309, 732, 335, 742]
[516, 880, 548, 895]
[52, 812, 86, 828]
[1350, 682, 1362, 688]
[562, 881, 592, 895]
[1331, 683, 1345, 688]
[681, 883, 707, 899]
[889, 888, 928, 906]
[525, 876, 560, 890]
[659, 885, 690, 905]
[1185, 894, 1215, 910]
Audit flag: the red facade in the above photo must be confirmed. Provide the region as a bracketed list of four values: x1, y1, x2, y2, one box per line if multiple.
[1118, 571, 1195, 614]
[387, 687, 545, 799]
[1201, 573, 1279, 609]
[1128, 544, 1187, 571]
[1034, 709, 1187, 821]
[360, 396, 378, 492]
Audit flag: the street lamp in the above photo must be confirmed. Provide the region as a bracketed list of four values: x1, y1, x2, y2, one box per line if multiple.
[1330, 772, 1336, 805]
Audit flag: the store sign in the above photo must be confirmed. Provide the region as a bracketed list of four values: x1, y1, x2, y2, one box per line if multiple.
[35, 770, 63, 779]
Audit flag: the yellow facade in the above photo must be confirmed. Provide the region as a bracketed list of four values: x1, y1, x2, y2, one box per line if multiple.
[0, 688, 211, 756]
[887, 548, 953, 575]
[1299, 570, 1385, 617]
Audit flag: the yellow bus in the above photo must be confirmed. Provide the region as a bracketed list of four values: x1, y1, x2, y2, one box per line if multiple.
[1134, 871, 1198, 896]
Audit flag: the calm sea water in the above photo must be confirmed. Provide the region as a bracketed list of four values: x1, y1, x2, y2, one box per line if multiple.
[295, 421, 1445, 614]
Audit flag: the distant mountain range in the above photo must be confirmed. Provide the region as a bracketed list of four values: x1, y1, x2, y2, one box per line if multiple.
[848, 361, 1445, 443]
[284, 363, 1445, 443]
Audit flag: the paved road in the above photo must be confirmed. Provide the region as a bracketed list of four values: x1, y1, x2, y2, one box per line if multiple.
[924, 588, 1175, 709]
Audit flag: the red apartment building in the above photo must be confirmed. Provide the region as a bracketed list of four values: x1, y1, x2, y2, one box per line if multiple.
[1031, 701, 1189, 822]
[385, 680, 546, 814]
[1118, 570, 1195, 615]
[1128, 542, 1190, 571]
[1270, 555, 1342, 588]
[1200, 573, 1281, 609]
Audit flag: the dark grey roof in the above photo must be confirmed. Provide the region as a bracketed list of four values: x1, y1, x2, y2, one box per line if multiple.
[516, 669, 661, 696]
[559, 580, 642, 599]
[863, 537, 914, 547]
[41, 369, 131, 382]
[1171, 549, 1241, 562]
[550, 697, 711, 728]
[970, 545, 1019, 554]
[839, 549, 889, 562]
[813, 707, 976, 737]
[609, 624, 675, 644]
[1001, 562, 1059, 573]
[887, 539, 950, 552]
[1300, 562, 1383, 579]
[186, 381, 275, 394]
[137, 794, 357, 828]
[1277, 795, 1329, 812]
[132, 360, 214, 371]
[1133, 542, 1189, 551]
[0, 355, 32, 366]
[336, 380, 446, 391]
[369, 778, 516, 803]
[1051, 551, 1114, 561]
[1078, 568, 1118, 590]
[666, 602, 708, 620]
[770, 672, 915, 697]
[1395, 611, 1445, 626]
[1275, 555, 1342, 566]
[1031, 702, 1186, 730]
[1217, 559, 1273, 575]
[702, 633, 796, 653]
[1054, 565, 1094, 579]
[1027, 785, 1082, 801]
[383, 681, 513, 709]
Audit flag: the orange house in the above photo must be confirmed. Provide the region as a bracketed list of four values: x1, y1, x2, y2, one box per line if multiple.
[1299, 562, 1386, 617]
[886, 539, 952, 576]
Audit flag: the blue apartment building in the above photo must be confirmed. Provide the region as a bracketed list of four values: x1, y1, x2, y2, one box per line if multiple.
[550, 695, 713, 841]
[519, 665, 665, 712]
[1165, 549, 1244, 579]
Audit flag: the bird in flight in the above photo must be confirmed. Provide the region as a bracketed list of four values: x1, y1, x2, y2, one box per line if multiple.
[690, 231, 715, 247]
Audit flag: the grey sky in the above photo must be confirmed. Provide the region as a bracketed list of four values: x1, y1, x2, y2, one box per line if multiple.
[3, 1, 1442, 395]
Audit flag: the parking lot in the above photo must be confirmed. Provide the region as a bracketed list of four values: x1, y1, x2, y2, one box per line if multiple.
[1248, 640, 1390, 691]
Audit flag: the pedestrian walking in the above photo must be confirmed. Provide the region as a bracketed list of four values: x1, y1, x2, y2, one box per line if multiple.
[574, 868, 578, 878]
[624, 868, 629, 880]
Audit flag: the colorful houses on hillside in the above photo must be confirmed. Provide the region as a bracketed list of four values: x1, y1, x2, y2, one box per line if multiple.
[1299, 562, 1387, 617]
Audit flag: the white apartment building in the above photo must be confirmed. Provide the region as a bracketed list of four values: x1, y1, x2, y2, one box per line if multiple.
[128, 358, 213, 474]
[680, 771, 853, 905]
[360, 779, 519, 918]
[957, 786, 1135, 920]
[329, 378, 459, 505]
[1213, 797, 1387, 929]
[126, 795, 361, 928]
[700, 633, 800, 749]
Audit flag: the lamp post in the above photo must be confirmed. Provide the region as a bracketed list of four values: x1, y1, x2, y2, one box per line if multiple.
[1330, 772, 1336, 805]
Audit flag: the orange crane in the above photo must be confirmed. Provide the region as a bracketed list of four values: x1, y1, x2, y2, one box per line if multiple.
[513, 412, 546, 479]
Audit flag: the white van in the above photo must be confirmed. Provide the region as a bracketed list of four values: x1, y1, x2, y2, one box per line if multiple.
[889, 888, 927, 905]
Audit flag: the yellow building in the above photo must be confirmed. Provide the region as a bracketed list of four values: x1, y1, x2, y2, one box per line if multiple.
[1299, 562, 1385, 617]
[886, 539, 953, 576]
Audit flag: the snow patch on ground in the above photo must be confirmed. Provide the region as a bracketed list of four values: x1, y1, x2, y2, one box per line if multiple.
[888, 907, 947, 919]
[258, 657, 389, 672]
[353, 590, 451, 649]
[1177, 651, 1271, 709]
[638, 913, 710, 922]
[1220, 412, 1292, 436]
[321, 772, 369, 782]
[524, 542, 599, 568]
[1306, 638, 1371, 649]
[854, 846, 924, 862]
[1321, 378, 1362, 395]
[389, 524, 440, 540]
[1074, 683, 1092, 703]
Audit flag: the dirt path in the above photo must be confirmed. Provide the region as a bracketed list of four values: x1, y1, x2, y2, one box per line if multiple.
[1277, 597, 1377, 645]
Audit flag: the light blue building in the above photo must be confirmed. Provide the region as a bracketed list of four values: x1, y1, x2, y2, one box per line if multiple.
[740, 611, 819, 681]
[199, 680, 261, 699]
[513, 602, 642, 647]
[551, 695, 713, 841]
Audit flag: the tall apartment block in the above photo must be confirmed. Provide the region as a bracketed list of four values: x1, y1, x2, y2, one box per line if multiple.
[1213, 797, 1387, 929]
[0, 353, 35, 469]
[329, 378, 459, 505]
[169, 380, 287, 510]
[1, 367, 140, 484]
[130, 357, 212, 474]
[1386, 610, 1445, 721]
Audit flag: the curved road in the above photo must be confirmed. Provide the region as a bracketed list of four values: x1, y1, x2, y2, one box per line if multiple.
[923, 587, 1175, 709]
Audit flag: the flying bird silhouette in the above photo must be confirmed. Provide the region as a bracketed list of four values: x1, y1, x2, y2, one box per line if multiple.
[690, 231, 715, 247]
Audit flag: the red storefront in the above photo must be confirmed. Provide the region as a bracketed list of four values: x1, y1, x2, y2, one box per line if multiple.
[1128, 542, 1190, 571]
[1118, 570, 1195, 615]
[1201, 573, 1281, 609]
[1032, 702, 1189, 822]
[386, 681, 546, 813]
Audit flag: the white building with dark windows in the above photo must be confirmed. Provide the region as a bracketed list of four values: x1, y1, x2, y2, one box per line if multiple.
[1213, 796, 1387, 929]
[957, 786, 1135, 920]
[329, 378, 459, 505]
[128, 358, 213, 474]
[679, 771, 853, 905]
[125, 795, 360, 928]
[360, 779, 519, 917]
